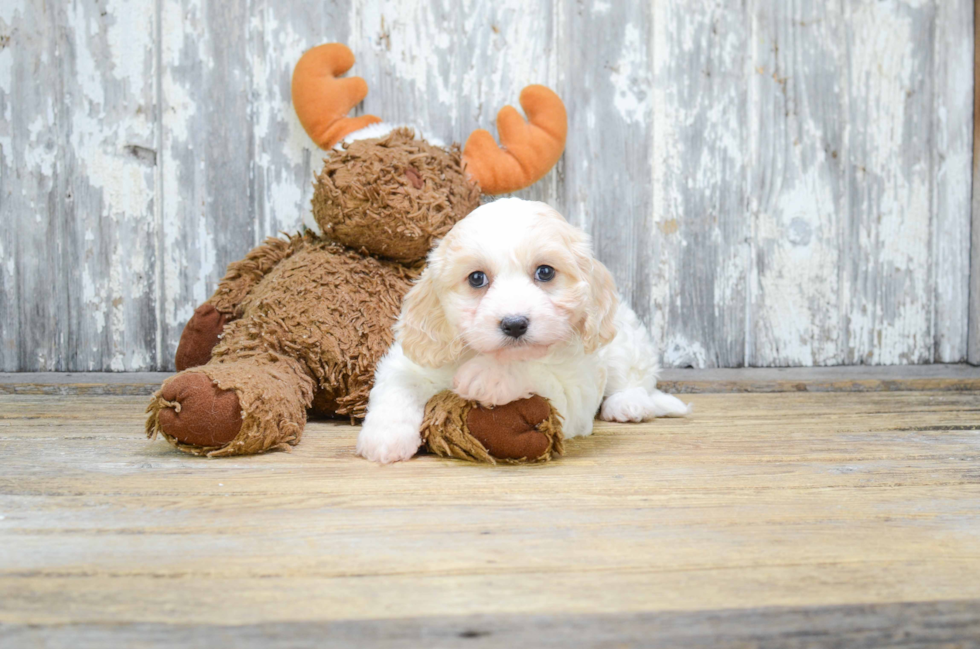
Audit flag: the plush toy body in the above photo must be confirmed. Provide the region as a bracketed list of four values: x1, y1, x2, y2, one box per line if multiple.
[146, 44, 567, 461]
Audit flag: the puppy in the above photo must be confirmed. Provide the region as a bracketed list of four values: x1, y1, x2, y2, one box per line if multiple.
[357, 198, 690, 463]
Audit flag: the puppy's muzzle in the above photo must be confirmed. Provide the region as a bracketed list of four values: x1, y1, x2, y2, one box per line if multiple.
[500, 315, 530, 339]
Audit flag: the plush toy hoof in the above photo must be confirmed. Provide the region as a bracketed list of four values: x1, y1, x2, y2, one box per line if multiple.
[155, 372, 243, 447]
[175, 303, 231, 371]
[421, 391, 563, 464]
[467, 396, 553, 460]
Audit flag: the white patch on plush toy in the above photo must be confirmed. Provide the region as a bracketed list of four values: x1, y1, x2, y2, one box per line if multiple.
[341, 123, 445, 148]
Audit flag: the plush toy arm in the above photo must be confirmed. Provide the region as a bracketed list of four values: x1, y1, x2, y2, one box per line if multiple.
[208, 232, 313, 317]
[173, 232, 314, 371]
[420, 391, 563, 464]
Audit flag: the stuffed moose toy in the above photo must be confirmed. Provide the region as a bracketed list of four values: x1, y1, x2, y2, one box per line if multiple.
[146, 43, 567, 462]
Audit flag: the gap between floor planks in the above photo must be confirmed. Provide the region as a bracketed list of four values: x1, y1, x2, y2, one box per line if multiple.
[2, 364, 980, 396]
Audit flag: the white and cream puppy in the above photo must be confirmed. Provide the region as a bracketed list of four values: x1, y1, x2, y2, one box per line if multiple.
[357, 198, 690, 464]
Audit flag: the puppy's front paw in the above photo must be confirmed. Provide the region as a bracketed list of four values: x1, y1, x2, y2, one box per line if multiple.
[453, 359, 532, 407]
[356, 415, 422, 464]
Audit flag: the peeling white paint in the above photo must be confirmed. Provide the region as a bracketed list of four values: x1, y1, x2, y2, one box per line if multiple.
[24, 115, 56, 176]
[0, 0, 24, 25]
[650, 0, 752, 367]
[662, 335, 708, 369]
[0, 28, 13, 93]
[4, 0, 160, 370]
[248, 9, 309, 238]
[611, 23, 651, 125]
[354, 0, 457, 129]
[81, 268, 108, 335]
[104, 0, 153, 98]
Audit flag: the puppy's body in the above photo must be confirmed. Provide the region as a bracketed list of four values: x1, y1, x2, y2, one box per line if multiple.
[358, 199, 689, 464]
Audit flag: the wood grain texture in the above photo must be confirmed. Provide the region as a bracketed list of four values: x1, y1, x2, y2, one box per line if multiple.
[559, 0, 654, 334]
[0, 0, 975, 370]
[933, 0, 975, 364]
[246, 0, 354, 250]
[651, 0, 751, 368]
[4, 601, 980, 648]
[1, 389, 979, 641]
[0, 0, 159, 371]
[158, 0, 254, 361]
[747, 0, 844, 366]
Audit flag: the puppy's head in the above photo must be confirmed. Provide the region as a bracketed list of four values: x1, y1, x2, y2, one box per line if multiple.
[397, 198, 618, 367]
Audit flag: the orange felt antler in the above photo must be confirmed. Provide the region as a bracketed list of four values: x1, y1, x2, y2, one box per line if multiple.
[462, 85, 567, 195]
[291, 43, 382, 149]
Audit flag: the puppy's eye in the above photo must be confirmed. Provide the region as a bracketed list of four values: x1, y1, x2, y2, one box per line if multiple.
[468, 271, 489, 288]
[534, 265, 556, 282]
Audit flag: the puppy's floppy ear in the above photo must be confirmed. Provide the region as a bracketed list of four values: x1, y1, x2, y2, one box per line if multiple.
[396, 259, 460, 367]
[542, 207, 619, 353]
[581, 257, 618, 353]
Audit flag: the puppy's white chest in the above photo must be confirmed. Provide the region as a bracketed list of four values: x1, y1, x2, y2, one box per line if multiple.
[521, 349, 606, 438]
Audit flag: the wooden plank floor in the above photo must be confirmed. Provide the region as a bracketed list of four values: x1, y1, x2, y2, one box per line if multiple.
[2, 382, 980, 646]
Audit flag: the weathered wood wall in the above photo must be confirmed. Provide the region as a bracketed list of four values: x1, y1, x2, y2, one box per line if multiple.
[0, 0, 974, 371]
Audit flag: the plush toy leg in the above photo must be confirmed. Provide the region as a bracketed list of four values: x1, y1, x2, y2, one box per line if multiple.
[147, 353, 314, 457]
[420, 391, 563, 464]
[151, 371, 242, 447]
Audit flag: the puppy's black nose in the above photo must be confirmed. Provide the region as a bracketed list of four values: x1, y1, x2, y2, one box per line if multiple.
[500, 315, 529, 339]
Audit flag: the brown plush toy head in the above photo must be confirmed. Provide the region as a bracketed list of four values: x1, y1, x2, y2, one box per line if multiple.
[311, 129, 480, 262]
[292, 43, 567, 262]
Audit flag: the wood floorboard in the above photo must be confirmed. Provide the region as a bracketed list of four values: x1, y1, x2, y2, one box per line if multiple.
[1, 381, 978, 646]
[2, 600, 979, 649]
